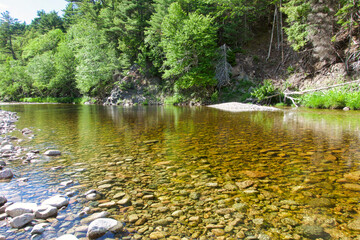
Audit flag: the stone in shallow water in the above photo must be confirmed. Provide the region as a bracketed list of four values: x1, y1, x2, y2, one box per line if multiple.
[44, 150, 61, 156]
[56, 234, 79, 240]
[308, 198, 334, 208]
[242, 170, 269, 178]
[235, 180, 255, 189]
[35, 205, 58, 219]
[31, 223, 49, 235]
[0, 196, 6, 206]
[80, 211, 110, 224]
[298, 225, 331, 239]
[0, 160, 6, 169]
[343, 183, 360, 191]
[149, 231, 166, 239]
[86, 218, 124, 239]
[0, 168, 13, 180]
[344, 171, 360, 181]
[42, 195, 69, 208]
[10, 213, 34, 228]
[6, 202, 37, 217]
[348, 218, 360, 231]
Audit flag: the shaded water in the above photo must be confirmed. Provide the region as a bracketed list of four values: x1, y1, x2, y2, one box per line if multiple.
[1, 104, 360, 239]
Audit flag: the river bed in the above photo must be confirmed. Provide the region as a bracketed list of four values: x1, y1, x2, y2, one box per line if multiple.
[1, 104, 360, 239]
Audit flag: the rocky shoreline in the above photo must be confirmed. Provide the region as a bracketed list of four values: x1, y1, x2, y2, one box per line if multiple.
[0, 110, 125, 240]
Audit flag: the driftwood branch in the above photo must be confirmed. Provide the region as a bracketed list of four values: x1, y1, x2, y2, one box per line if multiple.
[262, 79, 360, 107]
[284, 79, 360, 95]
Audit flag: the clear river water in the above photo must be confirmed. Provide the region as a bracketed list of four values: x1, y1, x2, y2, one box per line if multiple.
[1, 104, 360, 239]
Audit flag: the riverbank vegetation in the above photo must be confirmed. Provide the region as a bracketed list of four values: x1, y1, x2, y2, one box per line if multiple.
[0, 0, 359, 107]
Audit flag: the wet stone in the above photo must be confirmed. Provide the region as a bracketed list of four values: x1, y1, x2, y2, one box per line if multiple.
[298, 225, 331, 239]
[348, 218, 360, 231]
[343, 183, 360, 191]
[0, 168, 13, 180]
[44, 150, 61, 156]
[308, 198, 334, 208]
[10, 213, 34, 228]
[150, 231, 166, 239]
[0, 196, 6, 206]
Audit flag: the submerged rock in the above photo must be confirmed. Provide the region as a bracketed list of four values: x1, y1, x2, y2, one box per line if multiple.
[348, 218, 360, 231]
[42, 195, 68, 208]
[44, 150, 61, 156]
[80, 211, 110, 224]
[31, 223, 49, 235]
[298, 225, 331, 239]
[86, 218, 124, 239]
[56, 234, 79, 240]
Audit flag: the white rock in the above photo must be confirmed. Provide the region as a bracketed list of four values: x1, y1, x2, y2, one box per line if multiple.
[10, 213, 34, 228]
[80, 211, 110, 224]
[60, 180, 74, 186]
[0, 234, 5, 240]
[0, 168, 13, 180]
[42, 195, 68, 208]
[56, 234, 79, 240]
[35, 205, 58, 219]
[0, 144, 13, 152]
[87, 218, 124, 239]
[31, 223, 49, 234]
[5, 202, 37, 217]
[44, 150, 61, 156]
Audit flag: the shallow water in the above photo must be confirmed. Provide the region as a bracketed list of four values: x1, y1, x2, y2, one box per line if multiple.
[1, 104, 360, 239]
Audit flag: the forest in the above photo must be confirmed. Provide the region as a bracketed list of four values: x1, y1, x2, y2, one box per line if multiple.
[0, 0, 359, 105]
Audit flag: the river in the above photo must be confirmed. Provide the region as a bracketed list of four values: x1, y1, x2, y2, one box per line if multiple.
[1, 104, 360, 239]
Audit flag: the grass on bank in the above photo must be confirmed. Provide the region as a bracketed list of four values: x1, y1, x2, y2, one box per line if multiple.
[300, 89, 360, 109]
[20, 97, 89, 104]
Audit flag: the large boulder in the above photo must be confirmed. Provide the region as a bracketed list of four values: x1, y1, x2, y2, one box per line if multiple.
[10, 213, 34, 228]
[5, 202, 37, 217]
[86, 218, 124, 239]
[0, 168, 13, 180]
[42, 195, 68, 208]
[35, 205, 58, 219]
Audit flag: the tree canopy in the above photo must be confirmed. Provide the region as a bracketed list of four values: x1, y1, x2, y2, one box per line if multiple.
[0, 0, 358, 102]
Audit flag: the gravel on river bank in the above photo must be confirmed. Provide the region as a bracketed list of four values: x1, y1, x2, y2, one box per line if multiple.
[208, 102, 280, 112]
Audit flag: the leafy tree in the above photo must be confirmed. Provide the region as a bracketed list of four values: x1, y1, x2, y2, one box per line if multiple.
[0, 58, 31, 100]
[161, 2, 218, 90]
[31, 10, 65, 33]
[68, 21, 118, 97]
[145, 0, 176, 73]
[0, 11, 25, 60]
[99, 0, 154, 69]
[52, 41, 78, 97]
[22, 29, 64, 60]
[281, 0, 311, 51]
[26, 52, 56, 95]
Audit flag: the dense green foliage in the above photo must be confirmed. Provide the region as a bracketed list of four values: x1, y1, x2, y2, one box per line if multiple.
[0, 0, 358, 103]
[301, 88, 360, 110]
